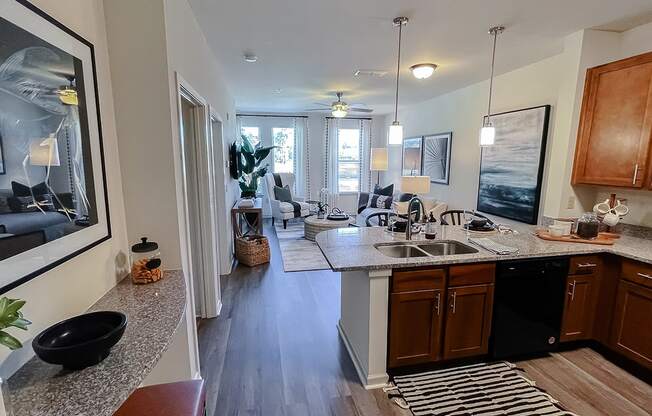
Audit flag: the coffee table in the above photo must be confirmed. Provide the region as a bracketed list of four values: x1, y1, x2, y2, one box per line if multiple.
[304, 215, 354, 241]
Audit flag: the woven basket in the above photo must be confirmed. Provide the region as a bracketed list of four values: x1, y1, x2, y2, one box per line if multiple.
[235, 235, 270, 267]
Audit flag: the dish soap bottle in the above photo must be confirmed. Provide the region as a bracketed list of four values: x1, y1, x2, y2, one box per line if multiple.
[425, 213, 438, 240]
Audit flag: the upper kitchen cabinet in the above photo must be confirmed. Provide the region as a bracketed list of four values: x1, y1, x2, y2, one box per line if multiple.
[572, 51, 652, 188]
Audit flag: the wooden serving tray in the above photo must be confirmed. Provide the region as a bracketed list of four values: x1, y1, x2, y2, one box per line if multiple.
[535, 230, 616, 245]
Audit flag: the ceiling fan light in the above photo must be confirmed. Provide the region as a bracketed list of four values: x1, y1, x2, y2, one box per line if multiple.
[410, 63, 437, 79]
[332, 108, 347, 118]
[479, 124, 495, 146]
[388, 122, 403, 145]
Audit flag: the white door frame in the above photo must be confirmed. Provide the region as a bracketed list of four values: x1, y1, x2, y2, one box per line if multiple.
[208, 108, 230, 280]
[175, 74, 221, 319]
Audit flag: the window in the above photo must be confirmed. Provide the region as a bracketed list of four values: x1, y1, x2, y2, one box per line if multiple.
[337, 128, 360, 193]
[241, 126, 260, 147]
[272, 127, 295, 173]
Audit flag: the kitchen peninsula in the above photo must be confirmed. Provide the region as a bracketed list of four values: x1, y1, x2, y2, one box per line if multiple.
[316, 225, 652, 388]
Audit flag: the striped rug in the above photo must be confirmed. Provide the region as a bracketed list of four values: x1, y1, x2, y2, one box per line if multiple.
[388, 362, 576, 416]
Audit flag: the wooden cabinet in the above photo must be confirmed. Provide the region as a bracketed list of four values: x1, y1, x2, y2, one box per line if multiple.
[443, 284, 494, 360]
[609, 279, 652, 370]
[389, 268, 446, 368]
[388, 289, 444, 367]
[560, 274, 596, 341]
[572, 51, 652, 188]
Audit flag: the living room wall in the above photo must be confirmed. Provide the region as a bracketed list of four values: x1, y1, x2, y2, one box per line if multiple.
[381, 25, 652, 227]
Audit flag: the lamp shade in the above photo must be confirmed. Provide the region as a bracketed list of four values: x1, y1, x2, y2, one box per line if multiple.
[30, 134, 60, 167]
[479, 125, 495, 146]
[370, 148, 388, 171]
[388, 122, 403, 145]
[401, 175, 430, 194]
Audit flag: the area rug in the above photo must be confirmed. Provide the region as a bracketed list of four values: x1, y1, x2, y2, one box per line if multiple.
[387, 361, 575, 416]
[274, 220, 330, 272]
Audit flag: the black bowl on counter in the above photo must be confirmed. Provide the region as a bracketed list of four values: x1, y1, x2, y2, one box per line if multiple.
[32, 311, 127, 370]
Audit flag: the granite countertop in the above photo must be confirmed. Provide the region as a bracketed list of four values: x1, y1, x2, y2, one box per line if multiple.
[315, 224, 652, 271]
[7, 270, 186, 416]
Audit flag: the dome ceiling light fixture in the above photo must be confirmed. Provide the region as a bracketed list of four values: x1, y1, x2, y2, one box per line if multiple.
[243, 53, 258, 63]
[410, 63, 438, 79]
[479, 26, 505, 147]
[388, 16, 408, 145]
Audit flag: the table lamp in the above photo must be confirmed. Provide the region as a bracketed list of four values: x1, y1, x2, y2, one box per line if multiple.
[400, 175, 430, 196]
[370, 148, 388, 186]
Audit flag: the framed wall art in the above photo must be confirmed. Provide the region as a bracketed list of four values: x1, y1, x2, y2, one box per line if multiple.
[477, 105, 550, 224]
[401, 136, 422, 176]
[422, 132, 452, 185]
[0, 0, 110, 293]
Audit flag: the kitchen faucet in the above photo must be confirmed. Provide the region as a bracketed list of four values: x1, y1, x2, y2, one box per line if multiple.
[405, 196, 424, 240]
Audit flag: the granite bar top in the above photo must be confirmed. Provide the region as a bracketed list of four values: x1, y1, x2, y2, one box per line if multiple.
[315, 225, 652, 271]
[7, 270, 186, 416]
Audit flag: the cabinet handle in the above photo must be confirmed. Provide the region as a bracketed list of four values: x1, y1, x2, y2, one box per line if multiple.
[450, 291, 456, 314]
[568, 280, 576, 301]
[637, 272, 652, 280]
[434, 292, 441, 316]
[577, 263, 597, 268]
[633, 164, 639, 185]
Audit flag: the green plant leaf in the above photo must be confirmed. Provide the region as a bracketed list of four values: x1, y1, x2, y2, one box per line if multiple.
[9, 318, 31, 331]
[241, 136, 254, 154]
[5, 299, 25, 316]
[0, 331, 22, 350]
[0, 298, 8, 314]
[253, 146, 276, 163]
[242, 152, 255, 174]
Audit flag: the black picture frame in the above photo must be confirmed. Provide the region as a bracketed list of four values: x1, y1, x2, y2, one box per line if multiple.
[0, 0, 111, 294]
[0, 132, 5, 175]
[401, 136, 423, 176]
[421, 132, 452, 185]
[476, 105, 551, 225]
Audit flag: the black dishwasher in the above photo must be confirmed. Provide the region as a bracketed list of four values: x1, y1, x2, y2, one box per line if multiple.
[491, 257, 569, 359]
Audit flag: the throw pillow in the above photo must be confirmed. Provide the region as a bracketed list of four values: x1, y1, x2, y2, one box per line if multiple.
[397, 192, 413, 202]
[367, 193, 393, 209]
[11, 181, 48, 197]
[274, 185, 293, 203]
[373, 184, 394, 197]
[8, 194, 53, 213]
[0, 190, 12, 214]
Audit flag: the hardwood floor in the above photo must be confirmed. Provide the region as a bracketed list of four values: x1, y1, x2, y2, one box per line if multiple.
[198, 221, 652, 416]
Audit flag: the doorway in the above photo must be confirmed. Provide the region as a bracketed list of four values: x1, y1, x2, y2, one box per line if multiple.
[177, 79, 221, 319]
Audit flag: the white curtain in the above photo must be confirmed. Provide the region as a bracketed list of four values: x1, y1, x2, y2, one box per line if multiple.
[324, 117, 373, 196]
[294, 117, 307, 198]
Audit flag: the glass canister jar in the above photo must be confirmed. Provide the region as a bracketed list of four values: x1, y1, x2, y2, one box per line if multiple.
[130, 237, 163, 284]
[576, 212, 600, 240]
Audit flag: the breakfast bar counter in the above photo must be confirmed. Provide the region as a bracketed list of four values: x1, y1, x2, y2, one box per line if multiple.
[7, 270, 187, 416]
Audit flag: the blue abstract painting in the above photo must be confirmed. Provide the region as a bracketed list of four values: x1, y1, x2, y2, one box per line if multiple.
[477, 106, 550, 224]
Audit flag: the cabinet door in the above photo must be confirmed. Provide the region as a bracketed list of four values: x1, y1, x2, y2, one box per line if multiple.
[610, 280, 652, 369]
[560, 275, 595, 341]
[443, 284, 494, 360]
[572, 52, 652, 187]
[389, 289, 444, 368]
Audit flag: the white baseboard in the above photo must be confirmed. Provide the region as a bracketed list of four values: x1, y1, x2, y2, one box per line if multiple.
[337, 321, 389, 390]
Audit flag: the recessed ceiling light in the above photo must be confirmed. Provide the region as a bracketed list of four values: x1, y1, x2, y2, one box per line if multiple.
[410, 63, 438, 79]
[243, 53, 258, 63]
[354, 69, 388, 77]
[272, 88, 283, 94]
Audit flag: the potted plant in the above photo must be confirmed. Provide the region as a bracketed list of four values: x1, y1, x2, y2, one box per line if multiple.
[0, 297, 31, 416]
[237, 136, 275, 199]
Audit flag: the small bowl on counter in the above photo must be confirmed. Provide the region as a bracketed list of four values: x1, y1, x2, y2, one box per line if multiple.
[32, 311, 127, 370]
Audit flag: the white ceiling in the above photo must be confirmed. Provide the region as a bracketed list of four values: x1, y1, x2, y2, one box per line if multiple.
[188, 0, 652, 115]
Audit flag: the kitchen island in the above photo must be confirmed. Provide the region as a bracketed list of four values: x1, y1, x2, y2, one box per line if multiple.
[315, 225, 652, 388]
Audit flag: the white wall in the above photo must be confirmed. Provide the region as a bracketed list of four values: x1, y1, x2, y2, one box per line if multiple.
[382, 26, 652, 227]
[0, 0, 129, 378]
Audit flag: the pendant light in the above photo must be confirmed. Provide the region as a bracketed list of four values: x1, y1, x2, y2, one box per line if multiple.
[389, 16, 408, 145]
[480, 26, 504, 147]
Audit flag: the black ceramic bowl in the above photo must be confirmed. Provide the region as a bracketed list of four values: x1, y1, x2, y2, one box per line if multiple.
[32, 311, 127, 370]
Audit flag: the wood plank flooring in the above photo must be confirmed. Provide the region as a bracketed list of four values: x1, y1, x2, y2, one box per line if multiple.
[198, 220, 651, 416]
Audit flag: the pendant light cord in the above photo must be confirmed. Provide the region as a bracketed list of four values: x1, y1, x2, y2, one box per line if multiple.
[393, 22, 403, 123]
[486, 30, 498, 125]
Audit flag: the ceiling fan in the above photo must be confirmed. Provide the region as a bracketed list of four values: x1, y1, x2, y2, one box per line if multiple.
[305, 92, 372, 118]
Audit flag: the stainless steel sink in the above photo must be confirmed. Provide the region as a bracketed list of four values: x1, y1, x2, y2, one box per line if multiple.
[375, 244, 429, 258]
[415, 240, 479, 256]
[374, 240, 478, 258]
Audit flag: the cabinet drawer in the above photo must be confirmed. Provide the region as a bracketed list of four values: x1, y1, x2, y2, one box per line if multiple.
[569, 255, 601, 275]
[393, 268, 446, 293]
[621, 259, 652, 289]
[449, 263, 495, 287]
